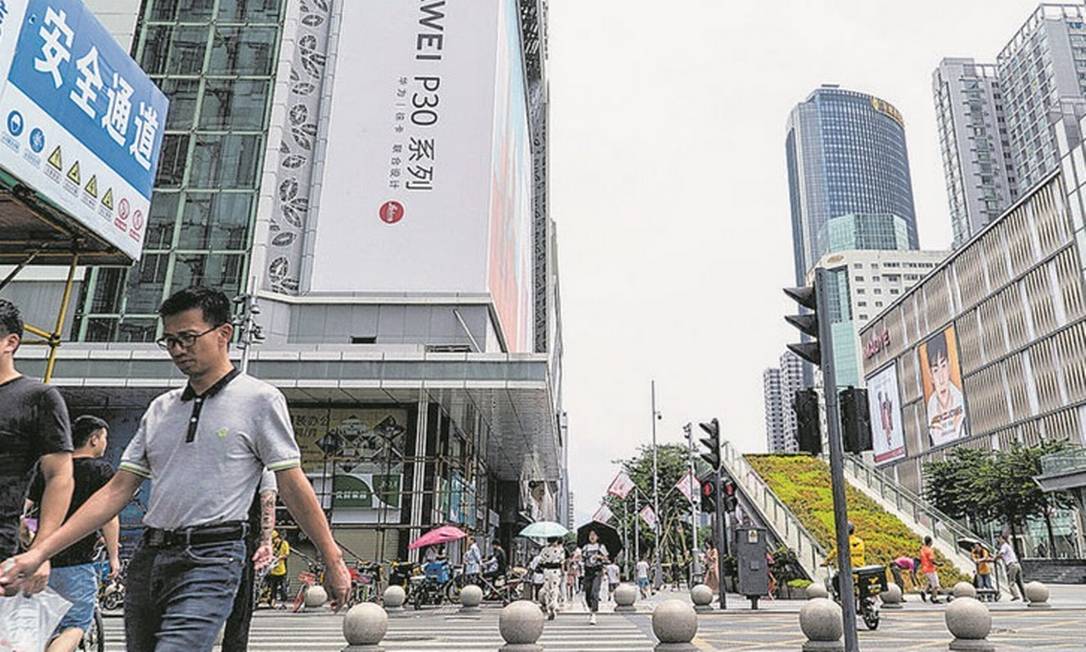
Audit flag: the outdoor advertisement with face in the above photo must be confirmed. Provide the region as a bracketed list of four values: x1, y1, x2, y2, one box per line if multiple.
[865, 364, 906, 464]
[308, 0, 533, 351]
[918, 325, 968, 448]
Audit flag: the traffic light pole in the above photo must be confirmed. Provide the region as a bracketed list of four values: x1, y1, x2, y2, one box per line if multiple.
[713, 466, 727, 610]
[814, 267, 859, 652]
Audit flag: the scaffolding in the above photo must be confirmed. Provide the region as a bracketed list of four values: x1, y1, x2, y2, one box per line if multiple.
[1, 172, 137, 382]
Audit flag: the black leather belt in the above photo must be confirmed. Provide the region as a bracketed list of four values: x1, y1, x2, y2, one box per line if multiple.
[143, 521, 249, 549]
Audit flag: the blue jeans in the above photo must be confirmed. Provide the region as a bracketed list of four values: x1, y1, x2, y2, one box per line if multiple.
[124, 539, 245, 652]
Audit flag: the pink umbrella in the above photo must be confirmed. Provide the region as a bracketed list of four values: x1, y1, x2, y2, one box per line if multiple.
[408, 525, 468, 550]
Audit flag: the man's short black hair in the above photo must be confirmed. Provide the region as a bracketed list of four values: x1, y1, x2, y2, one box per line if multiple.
[924, 535, 933, 546]
[72, 415, 109, 448]
[0, 298, 24, 340]
[158, 286, 231, 327]
[926, 330, 949, 369]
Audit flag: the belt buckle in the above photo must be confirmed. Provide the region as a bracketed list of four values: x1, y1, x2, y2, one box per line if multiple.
[146, 529, 166, 548]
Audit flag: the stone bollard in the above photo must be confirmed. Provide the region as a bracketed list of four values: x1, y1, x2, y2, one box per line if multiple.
[805, 583, 829, 600]
[342, 602, 388, 652]
[690, 584, 714, 613]
[459, 584, 483, 614]
[1025, 581, 1051, 609]
[499, 600, 545, 652]
[952, 582, 976, 600]
[382, 585, 406, 613]
[944, 597, 994, 652]
[305, 585, 329, 611]
[880, 583, 904, 609]
[651, 599, 698, 652]
[799, 598, 844, 652]
[614, 583, 638, 613]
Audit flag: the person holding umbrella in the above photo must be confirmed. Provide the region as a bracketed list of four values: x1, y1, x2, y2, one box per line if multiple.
[537, 537, 565, 620]
[581, 529, 609, 625]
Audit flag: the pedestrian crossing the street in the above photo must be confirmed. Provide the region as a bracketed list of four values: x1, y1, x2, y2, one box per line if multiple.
[100, 610, 659, 651]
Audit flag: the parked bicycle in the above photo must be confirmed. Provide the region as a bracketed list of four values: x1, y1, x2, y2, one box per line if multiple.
[346, 561, 382, 606]
[290, 560, 327, 612]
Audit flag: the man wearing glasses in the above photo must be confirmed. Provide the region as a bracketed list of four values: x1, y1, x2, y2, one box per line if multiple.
[1, 287, 350, 651]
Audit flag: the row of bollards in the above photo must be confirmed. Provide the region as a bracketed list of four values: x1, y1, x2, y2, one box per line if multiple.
[332, 577, 1053, 652]
[337, 584, 701, 652]
[797, 579, 1053, 652]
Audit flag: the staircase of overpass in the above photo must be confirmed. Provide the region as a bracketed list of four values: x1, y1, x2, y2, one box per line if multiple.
[721, 440, 1006, 593]
[721, 439, 828, 582]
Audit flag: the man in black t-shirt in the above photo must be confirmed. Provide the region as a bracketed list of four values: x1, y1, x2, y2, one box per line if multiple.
[0, 298, 73, 595]
[26, 415, 118, 652]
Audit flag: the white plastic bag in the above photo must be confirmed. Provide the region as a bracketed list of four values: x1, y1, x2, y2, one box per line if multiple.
[0, 587, 71, 652]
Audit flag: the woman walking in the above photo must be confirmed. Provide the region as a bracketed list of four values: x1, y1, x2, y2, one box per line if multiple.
[703, 541, 719, 594]
[538, 537, 566, 620]
[565, 547, 582, 600]
[581, 529, 609, 625]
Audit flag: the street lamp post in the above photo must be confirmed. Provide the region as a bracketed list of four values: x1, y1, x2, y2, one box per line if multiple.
[651, 380, 662, 590]
[684, 423, 700, 585]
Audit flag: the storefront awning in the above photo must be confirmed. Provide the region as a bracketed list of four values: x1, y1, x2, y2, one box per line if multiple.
[16, 345, 561, 481]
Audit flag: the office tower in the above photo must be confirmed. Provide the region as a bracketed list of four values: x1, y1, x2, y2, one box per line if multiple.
[932, 58, 1018, 247]
[764, 351, 804, 453]
[998, 4, 1086, 193]
[785, 85, 920, 286]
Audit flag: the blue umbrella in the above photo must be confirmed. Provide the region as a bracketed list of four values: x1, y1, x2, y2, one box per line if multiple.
[518, 521, 569, 539]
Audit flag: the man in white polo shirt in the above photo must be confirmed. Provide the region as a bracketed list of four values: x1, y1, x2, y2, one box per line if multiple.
[0, 287, 350, 651]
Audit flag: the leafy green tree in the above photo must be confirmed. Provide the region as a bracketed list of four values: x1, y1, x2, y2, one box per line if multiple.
[956, 440, 1076, 556]
[600, 444, 705, 575]
[922, 447, 993, 532]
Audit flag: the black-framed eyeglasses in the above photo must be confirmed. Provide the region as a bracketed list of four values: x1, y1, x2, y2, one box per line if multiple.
[155, 326, 221, 350]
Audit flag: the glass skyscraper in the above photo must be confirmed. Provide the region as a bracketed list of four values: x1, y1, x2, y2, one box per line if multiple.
[786, 85, 920, 285]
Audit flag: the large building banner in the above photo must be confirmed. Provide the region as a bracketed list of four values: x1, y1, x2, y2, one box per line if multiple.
[918, 325, 968, 448]
[866, 363, 906, 464]
[308, 0, 533, 351]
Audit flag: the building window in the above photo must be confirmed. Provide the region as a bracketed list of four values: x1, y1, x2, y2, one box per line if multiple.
[73, 0, 285, 341]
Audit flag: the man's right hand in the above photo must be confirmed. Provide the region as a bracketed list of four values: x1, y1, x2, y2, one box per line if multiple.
[0, 549, 48, 595]
[323, 557, 351, 610]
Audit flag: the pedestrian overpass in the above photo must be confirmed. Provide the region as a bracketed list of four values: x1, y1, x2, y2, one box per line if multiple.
[721, 439, 1007, 595]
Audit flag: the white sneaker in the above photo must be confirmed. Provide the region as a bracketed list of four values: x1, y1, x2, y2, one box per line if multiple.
[589, 613, 597, 625]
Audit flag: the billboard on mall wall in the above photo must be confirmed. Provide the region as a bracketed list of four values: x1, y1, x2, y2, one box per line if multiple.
[292, 407, 409, 524]
[918, 325, 969, 448]
[0, 0, 167, 261]
[308, 0, 533, 352]
[865, 363, 906, 464]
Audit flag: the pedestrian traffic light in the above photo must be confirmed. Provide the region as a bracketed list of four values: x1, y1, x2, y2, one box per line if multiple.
[783, 285, 821, 366]
[839, 386, 872, 454]
[722, 480, 738, 513]
[793, 388, 822, 455]
[700, 476, 716, 513]
[698, 418, 721, 470]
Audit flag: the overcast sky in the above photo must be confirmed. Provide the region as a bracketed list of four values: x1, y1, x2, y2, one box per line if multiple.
[548, 0, 1046, 524]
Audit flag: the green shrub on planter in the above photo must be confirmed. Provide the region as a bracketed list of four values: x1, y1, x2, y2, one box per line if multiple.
[745, 454, 968, 589]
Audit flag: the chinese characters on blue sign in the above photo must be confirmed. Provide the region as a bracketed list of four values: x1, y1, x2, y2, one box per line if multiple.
[0, 0, 168, 261]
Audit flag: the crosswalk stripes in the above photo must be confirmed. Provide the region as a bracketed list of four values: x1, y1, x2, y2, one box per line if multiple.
[100, 611, 659, 651]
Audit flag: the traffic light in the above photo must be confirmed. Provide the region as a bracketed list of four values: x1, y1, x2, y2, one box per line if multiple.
[783, 285, 821, 366]
[839, 387, 872, 454]
[722, 480, 738, 513]
[700, 476, 716, 513]
[698, 418, 721, 470]
[793, 388, 822, 455]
